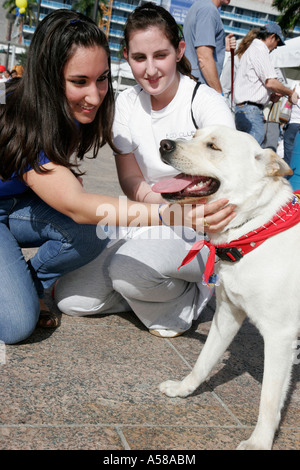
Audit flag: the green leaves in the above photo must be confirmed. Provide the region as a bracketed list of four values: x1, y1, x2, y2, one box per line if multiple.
[272, 0, 300, 33]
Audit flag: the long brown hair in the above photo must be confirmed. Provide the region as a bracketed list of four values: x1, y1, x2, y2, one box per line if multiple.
[123, 2, 195, 80]
[0, 9, 118, 181]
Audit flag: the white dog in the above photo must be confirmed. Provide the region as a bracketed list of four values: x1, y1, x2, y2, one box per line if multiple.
[153, 126, 300, 450]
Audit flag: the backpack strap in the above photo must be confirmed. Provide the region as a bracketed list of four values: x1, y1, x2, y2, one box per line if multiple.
[191, 82, 201, 129]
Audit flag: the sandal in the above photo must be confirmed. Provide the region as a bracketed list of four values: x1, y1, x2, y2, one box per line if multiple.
[37, 310, 61, 328]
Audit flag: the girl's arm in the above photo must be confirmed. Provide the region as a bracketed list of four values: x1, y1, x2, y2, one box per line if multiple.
[24, 162, 153, 226]
[24, 162, 236, 231]
[115, 152, 165, 203]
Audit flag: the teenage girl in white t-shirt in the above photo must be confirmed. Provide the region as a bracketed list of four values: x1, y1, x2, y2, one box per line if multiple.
[54, 3, 236, 337]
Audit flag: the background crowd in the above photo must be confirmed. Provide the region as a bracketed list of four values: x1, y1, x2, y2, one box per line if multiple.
[182, 0, 299, 178]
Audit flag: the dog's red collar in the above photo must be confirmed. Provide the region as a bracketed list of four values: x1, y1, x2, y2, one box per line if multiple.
[179, 193, 300, 285]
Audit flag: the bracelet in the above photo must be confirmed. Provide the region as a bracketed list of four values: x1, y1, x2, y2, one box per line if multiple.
[158, 203, 169, 226]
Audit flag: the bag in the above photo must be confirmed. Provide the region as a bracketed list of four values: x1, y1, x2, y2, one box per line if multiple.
[279, 100, 292, 123]
[279, 88, 296, 124]
[267, 100, 282, 123]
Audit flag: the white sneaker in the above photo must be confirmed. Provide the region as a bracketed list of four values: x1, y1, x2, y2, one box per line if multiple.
[149, 329, 184, 338]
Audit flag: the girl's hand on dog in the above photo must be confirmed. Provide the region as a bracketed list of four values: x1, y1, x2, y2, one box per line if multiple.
[186, 198, 236, 233]
[202, 198, 236, 233]
[159, 198, 236, 232]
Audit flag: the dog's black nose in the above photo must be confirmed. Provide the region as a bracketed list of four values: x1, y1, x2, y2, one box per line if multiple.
[160, 139, 176, 153]
[159, 139, 176, 165]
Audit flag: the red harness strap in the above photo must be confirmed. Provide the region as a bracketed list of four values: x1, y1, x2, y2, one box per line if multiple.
[179, 194, 300, 285]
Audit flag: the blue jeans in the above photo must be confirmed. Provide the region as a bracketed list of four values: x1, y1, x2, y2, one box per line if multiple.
[0, 191, 110, 344]
[287, 130, 300, 191]
[283, 123, 300, 165]
[235, 104, 265, 146]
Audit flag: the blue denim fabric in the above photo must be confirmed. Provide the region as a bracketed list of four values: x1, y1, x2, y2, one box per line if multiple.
[287, 130, 300, 191]
[0, 191, 110, 344]
[283, 123, 300, 165]
[235, 104, 265, 146]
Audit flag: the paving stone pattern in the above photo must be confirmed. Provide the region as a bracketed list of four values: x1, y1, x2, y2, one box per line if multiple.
[1, 145, 299, 451]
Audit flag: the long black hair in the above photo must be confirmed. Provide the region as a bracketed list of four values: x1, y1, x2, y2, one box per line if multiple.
[0, 9, 118, 180]
[123, 2, 194, 79]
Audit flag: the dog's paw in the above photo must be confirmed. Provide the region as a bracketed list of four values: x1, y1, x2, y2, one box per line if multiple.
[236, 439, 271, 451]
[159, 380, 191, 398]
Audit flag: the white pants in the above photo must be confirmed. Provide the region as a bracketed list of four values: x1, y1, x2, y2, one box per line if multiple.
[54, 226, 212, 333]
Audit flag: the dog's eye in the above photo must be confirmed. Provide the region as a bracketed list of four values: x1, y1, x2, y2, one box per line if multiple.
[207, 142, 221, 151]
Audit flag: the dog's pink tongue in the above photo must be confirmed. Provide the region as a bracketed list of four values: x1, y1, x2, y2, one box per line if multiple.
[152, 174, 193, 193]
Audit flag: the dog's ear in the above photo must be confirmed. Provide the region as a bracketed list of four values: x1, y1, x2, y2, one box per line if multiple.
[256, 148, 293, 177]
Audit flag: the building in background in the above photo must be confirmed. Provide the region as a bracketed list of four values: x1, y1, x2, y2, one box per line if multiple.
[22, 0, 73, 45]
[221, 0, 300, 41]
[1, 0, 299, 71]
[12, 0, 300, 61]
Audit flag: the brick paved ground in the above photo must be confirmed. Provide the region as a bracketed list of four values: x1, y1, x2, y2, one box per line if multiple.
[1, 145, 299, 452]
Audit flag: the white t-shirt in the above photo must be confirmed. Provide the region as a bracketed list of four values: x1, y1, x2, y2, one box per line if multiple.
[290, 83, 300, 124]
[234, 39, 278, 106]
[111, 74, 235, 311]
[113, 73, 235, 185]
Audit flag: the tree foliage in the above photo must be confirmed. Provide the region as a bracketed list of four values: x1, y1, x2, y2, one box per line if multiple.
[3, 0, 37, 27]
[272, 0, 300, 32]
[72, 0, 107, 22]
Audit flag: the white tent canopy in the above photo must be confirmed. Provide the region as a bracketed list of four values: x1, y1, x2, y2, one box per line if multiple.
[111, 61, 134, 80]
[111, 61, 136, 95]
[270, 37, 300, 68]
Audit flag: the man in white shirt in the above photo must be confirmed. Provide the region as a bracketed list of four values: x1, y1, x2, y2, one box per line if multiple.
[234, 22, 298, 146]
